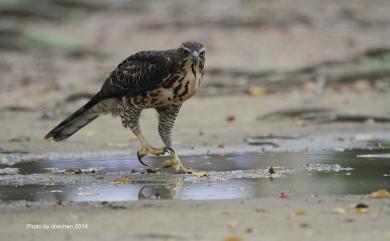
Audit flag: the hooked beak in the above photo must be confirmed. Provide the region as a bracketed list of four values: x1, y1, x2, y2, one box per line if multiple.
[191, 51, 199, 63]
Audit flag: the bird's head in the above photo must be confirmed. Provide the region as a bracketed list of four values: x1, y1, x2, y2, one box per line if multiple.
[177, 41, 206, 66]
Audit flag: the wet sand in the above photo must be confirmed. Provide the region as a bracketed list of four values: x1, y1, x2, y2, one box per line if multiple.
[1, 195, 389, 241]
[1, 92, 390, 240]
[1, 90, 390, 154]
[1, 0, 390, 239]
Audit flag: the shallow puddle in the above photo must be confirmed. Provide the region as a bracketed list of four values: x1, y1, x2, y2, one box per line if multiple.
[0, 149, 389, 201]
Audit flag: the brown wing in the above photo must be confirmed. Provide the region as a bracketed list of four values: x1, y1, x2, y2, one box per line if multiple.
[98, 50, 174, 99]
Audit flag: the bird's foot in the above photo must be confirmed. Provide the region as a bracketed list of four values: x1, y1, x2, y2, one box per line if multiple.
[162, 158, 192, 174]
[137, 145, 166, 166]
[162, 148, 208, 176]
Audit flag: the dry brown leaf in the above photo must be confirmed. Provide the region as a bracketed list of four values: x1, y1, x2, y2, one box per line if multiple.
[226, 116, 235, 122]
[112, 177, 130, 184]
[291, 209, 305, 216]
[355, 203, 369, 214]
[355, 207, 368, 214]
[191, 171, 208, 177]
[279, 192, 288, 199]
[368, 189, 390, 199]
[330, 83, 344, 93]
[247, 86, 264, 96]
[224, 235, 242, 241]
[65, 168, 82, 174]
[255, 208, 266, 213]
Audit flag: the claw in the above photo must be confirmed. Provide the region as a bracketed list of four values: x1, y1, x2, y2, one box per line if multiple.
[163, 147, 175, 155]
[136, 151, 149, 166]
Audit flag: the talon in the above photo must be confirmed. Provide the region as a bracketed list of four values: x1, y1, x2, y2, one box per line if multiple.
[137, 151, 149, 166]
[134, 134, 165, 164]
[163, 147, 175, 155]
[161, 148, 205, 175]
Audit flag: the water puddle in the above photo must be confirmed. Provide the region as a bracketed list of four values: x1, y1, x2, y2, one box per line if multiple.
[0, 149, 389, 201]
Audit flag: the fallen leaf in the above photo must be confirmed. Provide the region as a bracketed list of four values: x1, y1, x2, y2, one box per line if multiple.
[112, 177, 130, 184]
[330, 83, 344, 93]
[224, 235, 242, 241]
[191, 171, 208, 177]
[355, 208, 368, 214]
[300, 223, 309, 228]
[355, 203, 369, 208]
[226, 116, 235, 122]
[65, 168, 82, 174]
[218, 144, 225, 148]
[355, 203, 369, 214]
[291, 209, 305, 216]
[279, 192, 288, 199]
[247, 86, 264, 96]
[368, 189, 390, 199]
[255, 208, 266, 213]
[333, 207, 346, 214]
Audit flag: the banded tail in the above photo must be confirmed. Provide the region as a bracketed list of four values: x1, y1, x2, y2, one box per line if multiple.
[45, 94, 107, 141]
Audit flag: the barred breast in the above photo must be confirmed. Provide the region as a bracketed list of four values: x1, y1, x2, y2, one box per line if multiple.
[144, 61, 202, 108]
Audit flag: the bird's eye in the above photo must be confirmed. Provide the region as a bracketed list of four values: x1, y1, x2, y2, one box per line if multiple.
[199, 51, 205, 57]
[182, 49, 189, 55]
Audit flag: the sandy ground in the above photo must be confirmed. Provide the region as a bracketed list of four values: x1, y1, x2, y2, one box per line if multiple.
[1, 91, 390, 241]
[1, 0, 390, 240]
[1, 90, 390, 155]
[1, 196, 390, 241]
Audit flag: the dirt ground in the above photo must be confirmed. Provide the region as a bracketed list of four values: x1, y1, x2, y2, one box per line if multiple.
[1, 196, 390, 241]
[1, 0, 390, 240]
[1, 91, 390, 155]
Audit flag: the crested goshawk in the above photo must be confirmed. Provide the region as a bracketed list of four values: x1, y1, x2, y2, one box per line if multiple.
[45, 41, 206, 174]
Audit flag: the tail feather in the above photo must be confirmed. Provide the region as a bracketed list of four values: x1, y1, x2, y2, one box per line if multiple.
[45, 95, 102, 141]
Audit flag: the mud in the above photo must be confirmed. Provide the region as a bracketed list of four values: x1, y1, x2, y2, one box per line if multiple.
[1, 0, 390, 240]
[0, 144, 389, 202]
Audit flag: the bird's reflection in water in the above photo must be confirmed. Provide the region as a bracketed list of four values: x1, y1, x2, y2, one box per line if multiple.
[138, 181, 183, 200]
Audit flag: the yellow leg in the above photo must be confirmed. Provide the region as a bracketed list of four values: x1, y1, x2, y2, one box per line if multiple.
[162, 148, 207, 176]
[135, 134, 165, 166]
